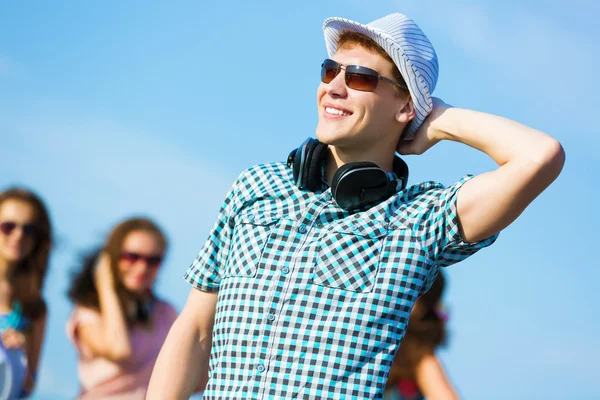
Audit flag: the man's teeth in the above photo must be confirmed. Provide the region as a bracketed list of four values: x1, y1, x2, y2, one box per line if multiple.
[325, 107, 351, 116]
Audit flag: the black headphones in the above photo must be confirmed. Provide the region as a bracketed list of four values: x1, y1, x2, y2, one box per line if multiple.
[287, 137, 409, 211]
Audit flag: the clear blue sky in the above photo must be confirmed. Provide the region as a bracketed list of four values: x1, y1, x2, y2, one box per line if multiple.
[1, 0, 598, 398]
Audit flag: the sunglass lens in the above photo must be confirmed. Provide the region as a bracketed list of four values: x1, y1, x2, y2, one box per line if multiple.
[121, 252, 140, 263]
[321, 59, 339, 84]
[22, 224, 37, 237]
[346, 72, 379, 91]
[0, 222, 16, 235]
[147, 256, 163, 267]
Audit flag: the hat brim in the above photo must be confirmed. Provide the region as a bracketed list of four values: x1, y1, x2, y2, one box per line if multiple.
[323, 17, 433, 140]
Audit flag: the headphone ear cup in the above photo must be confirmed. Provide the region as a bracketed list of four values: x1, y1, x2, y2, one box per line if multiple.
[331, 162, 357, 194]
[303, 140, 328, 191]
[331, 162, 388, 210]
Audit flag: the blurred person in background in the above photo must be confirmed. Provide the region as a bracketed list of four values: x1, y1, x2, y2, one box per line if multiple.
[66, 217, 178, 399]
[384, 271, 458, 400]
[0, 188, 52, 398]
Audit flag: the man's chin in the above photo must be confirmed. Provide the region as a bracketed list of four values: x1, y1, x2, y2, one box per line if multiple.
[315, 128, 350, 146]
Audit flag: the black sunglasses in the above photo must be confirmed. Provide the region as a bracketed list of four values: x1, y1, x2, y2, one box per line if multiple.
[321, 59, 407, 92]
[0, 221, 37, 238]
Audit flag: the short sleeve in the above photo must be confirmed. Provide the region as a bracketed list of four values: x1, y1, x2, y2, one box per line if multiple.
[416, 175, 499, 267]
[66, 306, 101, 358]
[184, 172, 245, 292]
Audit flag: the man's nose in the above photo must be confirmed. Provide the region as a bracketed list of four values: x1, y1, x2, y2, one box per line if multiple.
[324, 69, 348, 98]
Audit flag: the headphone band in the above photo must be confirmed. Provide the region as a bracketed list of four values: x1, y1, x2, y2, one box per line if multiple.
[288, 138, 409, 211]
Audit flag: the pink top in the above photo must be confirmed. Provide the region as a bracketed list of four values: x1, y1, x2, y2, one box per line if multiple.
[66, 300, 178, 400]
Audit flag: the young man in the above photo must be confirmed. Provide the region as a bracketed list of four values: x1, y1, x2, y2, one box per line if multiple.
[148, 13, 564, 400]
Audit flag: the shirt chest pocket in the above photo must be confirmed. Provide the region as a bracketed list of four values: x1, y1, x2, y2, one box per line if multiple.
[311, 218, 388, 293]
[226, 211, 281, 278]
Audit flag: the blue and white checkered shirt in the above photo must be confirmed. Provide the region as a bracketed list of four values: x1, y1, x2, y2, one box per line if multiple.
[185, 161, 497, 399]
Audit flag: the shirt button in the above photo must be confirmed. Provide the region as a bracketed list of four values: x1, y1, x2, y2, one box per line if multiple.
[323, 193, 332, 201]
[228, 217, 235, 228]
[297, 224, 307, 234]
[266, 313, 276, 322]
[256, 364, 265, 373]
[248, 215, 255, 222]
[281, 266, 290, 275]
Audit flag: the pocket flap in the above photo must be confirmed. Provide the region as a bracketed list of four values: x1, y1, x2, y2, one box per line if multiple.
[235, 210, 281, 226]
[328, 219, 387, 238]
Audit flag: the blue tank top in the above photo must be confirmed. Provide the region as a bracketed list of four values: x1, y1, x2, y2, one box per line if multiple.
[0, 302, 31, 332]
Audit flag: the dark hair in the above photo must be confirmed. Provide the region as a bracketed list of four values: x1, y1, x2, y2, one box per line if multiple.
[67, 217, 167, 325]
[0, 188, 52, 321]
[387, 271, 447, 384]
[337, 31, 408, 92]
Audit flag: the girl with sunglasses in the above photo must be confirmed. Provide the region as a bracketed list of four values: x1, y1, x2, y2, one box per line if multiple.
[384, 271, 458, 400]
[0, 188, 52, 398]
[66, 218, 178, 399]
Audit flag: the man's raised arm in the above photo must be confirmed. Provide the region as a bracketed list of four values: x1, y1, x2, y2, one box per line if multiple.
[398, 98, 565, 243]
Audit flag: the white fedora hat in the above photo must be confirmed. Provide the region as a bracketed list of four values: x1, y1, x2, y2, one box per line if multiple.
[323, 13, 439, 140]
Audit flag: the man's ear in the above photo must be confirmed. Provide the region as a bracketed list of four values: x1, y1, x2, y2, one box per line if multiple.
[396, 96, 415, 124]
